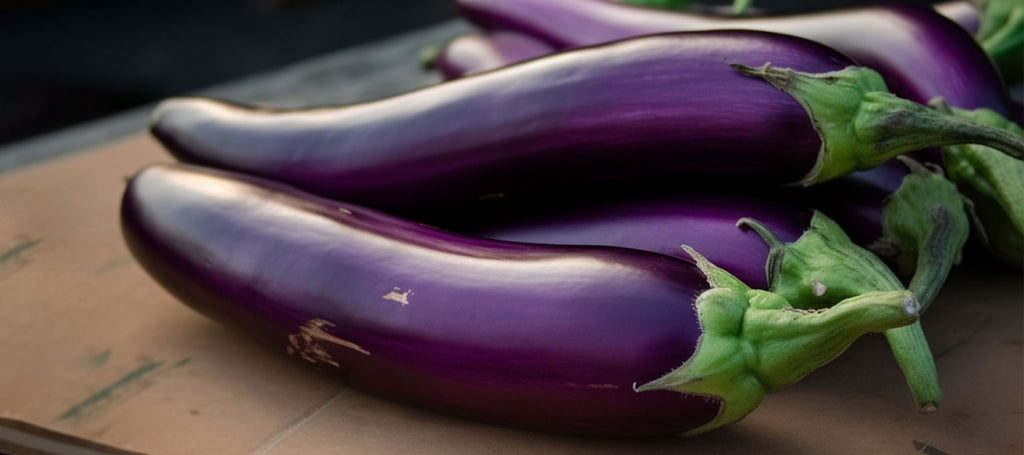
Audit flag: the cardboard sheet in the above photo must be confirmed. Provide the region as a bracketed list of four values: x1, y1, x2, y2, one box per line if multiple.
[1, 134, 1021, 454]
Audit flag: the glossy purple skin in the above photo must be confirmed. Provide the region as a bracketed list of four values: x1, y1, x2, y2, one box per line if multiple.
[120, 163, 721, 437]
[444, 178, 890, 290]
[456, 0, 1013, 115]
[151, 30, 854, 213]
[436, 30, 555, 79]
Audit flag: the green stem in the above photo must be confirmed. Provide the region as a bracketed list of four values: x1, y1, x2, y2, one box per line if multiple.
[885, 322, 942, 414]
[874, 156, 971, 305]
[933, 99, 1024, 267]
[730, 0, 752, 15]
[874, 157, 968, 411]
[741, 204, 961, 411]
[732, 64, 1024, 184]
[634, 246, 918, 436]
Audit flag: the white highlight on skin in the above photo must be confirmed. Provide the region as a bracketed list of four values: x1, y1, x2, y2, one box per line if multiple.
[382, 287, 413, 305]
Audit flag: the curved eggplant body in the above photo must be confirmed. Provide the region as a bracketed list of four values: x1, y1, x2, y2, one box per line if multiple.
[450, 191, 810, 289]
[456, 0, 1012, 114]
[151, 30, 853, 212]
[436, 30, 555, 79]
[120, 163, 720, 436]
[447, 177, 891, 290]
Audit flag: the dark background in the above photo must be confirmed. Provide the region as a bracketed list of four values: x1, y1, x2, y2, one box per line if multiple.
[0, 0, 951, 148]
[0, 0, 458, 147]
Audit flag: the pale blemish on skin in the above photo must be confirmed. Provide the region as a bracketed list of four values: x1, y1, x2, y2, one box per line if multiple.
[811, 280, 827, 297]
[382, 287, 413, 305]
[287, 319, 370, 367]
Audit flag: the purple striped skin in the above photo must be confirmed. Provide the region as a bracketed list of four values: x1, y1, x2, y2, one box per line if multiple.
[450, 190, 811, 290]
[444, 178, 890, 291]
[436, 30, 554, 79]
[150, 30, 854, 214]
[120, 163, 722, 437]
[456, 0, 1013, 115]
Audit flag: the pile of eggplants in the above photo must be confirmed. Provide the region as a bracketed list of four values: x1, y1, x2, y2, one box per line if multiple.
[122, 0, 1024, 439]
[442, 0, 1024, 265]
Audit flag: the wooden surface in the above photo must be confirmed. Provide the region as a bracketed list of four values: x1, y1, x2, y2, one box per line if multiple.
[0, 131, 1021, 455]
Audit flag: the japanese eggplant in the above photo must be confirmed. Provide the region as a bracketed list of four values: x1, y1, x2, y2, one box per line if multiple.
[454, 0, 1015, 115]
[120, 163, 919, 437]
[150, 30, 1021, 216]
[446, 0, 1024, 266]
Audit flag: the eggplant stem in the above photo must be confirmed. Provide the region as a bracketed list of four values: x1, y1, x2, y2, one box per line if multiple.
[637, 246, 918, 436]
[875, 96, 1024, 160]
[871, 156, 970, 411]
[733, 64, 1024, 185]
[735, 217, 786, 291]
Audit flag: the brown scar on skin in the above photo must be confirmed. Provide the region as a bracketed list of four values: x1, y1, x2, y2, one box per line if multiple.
[287, 318, 370, 366]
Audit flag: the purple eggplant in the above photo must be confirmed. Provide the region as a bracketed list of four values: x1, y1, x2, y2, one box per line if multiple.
[437, 30, 557, 80]
[149, 31, 849, 213]
[451, 0, 1024, 266]
[120, 163, 918, 437]
[455, 0, 1014, 115]
[435, 30, 554, 79]
[444, 156, 970, 413]
[935, 1, 982, 34]
[443, 187, 814, 290]
[436, 1, 984, 81]
[150, 30, 1022, 217]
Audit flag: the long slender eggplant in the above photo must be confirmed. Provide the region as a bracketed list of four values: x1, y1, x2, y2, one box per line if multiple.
[150, 30, 1022, 216]
[451, 0, 1024, 267]
[443, 186, 815, 290]
[121, 163, 919, 437]
[455, 0, 1014, 115]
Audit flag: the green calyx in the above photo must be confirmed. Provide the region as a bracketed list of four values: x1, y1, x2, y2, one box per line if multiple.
[635, 246, 919, 436]
[740, 207, 962, 412]
[732, 63, 1024, 185]
[934, 99, 1024, 267]
[740, 211, 904, 306]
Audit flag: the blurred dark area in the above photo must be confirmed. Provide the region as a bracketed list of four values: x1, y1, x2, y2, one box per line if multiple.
[0, 0, 458, 147]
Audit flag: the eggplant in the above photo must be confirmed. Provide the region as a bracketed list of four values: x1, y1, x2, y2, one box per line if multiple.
[455, 0, 1014, 115]
[935, 1, 982, 34]
[120, 163, 919, 437]
[150, 30, 1021, 216]
[450, 0, 1024, 266]
[435, 30, 554, 79]
[446, 157, 969, 413]
[437, 1, 984, 81]
[444, 186, 814, 290]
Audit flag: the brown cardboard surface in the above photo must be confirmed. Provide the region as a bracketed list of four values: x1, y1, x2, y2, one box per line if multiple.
[0, 134, 1021, 454]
